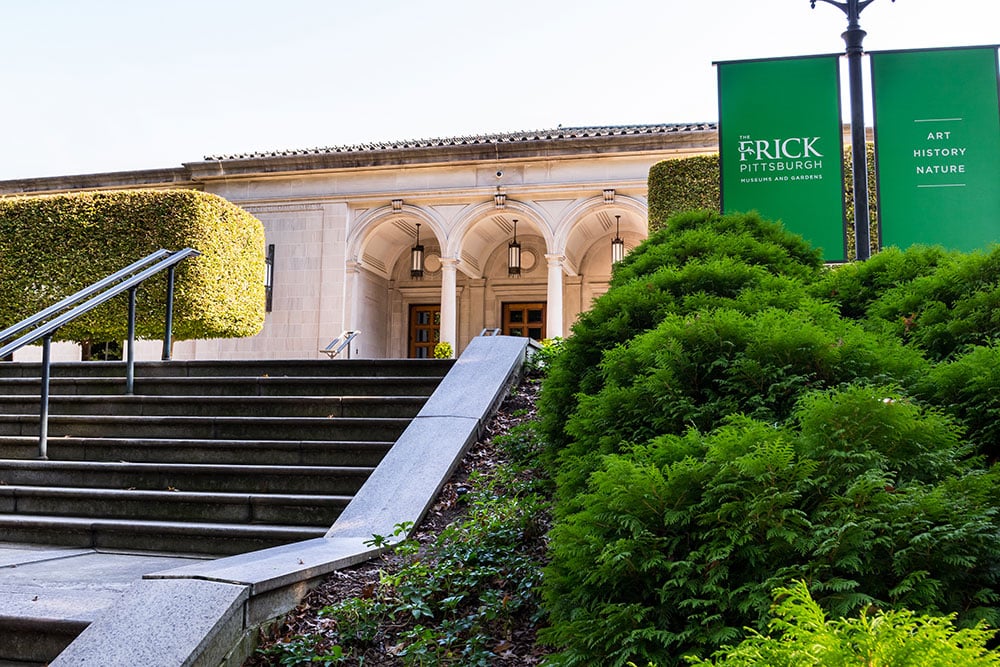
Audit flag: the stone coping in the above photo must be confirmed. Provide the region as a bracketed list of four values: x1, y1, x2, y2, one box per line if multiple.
[51, 335, 531, 666]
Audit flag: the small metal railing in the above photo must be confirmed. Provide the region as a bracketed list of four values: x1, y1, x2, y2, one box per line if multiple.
[0, 248, 201, 459]
[320, 330, 361, 359]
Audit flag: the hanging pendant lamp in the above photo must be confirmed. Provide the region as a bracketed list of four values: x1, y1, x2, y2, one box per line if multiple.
[611, 215, 625, 265]
[410, 223, 424, 279]
[508, 219, 521, 277]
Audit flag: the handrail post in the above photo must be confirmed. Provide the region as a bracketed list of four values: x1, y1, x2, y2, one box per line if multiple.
[38, 335, 52, 460]
[162, 265, 176, 361]
[126, 287, 137, 395]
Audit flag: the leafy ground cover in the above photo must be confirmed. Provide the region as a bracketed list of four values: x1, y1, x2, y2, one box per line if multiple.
[245, 376, 553, 666]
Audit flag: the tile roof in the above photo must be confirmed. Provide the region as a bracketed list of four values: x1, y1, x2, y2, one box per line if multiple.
[203, 123, 718, 161]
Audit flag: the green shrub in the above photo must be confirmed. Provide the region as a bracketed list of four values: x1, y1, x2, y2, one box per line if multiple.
[612, 210, 822, 288]
[539, 210, 822, 455]
[917, 344, 1000, 461]
[0, 189, 265, 343]
[811, 245, 957, 321]
[865, 247, 1000, 361]
[688, 580, 1000, 667]
[524, 337, 565, 376]
[540, 386, 1000, 666]
[553, 305, 928, 503]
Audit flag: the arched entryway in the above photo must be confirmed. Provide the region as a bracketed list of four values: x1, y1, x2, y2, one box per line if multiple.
[345, 196, 648, 358]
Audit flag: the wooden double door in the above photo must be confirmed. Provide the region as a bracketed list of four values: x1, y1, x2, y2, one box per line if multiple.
[502, 302, 545, 341]
[407, 302, 547, 358]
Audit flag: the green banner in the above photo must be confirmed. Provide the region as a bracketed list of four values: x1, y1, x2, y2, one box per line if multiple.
[718, 56, 846, 261]
[871, 46, 1000, 252]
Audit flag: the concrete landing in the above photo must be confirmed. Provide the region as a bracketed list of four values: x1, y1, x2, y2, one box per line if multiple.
[0, 543, 209, 664]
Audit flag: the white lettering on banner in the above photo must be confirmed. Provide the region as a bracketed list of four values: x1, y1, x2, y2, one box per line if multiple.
[910, 119, 968, 185]
[735, 135, 827, 184]
[738, 137, 824, 161]
[739, 160, 823, 173]
[913, 147, 967, 157]
[916, 164, 967, 174]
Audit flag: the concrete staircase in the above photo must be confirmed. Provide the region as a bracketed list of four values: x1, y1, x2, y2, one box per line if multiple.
[0, 358, 451, 557]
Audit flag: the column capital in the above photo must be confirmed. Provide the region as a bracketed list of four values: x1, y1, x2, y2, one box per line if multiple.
[439, 256, 460, 270]
[544, 253, 566, 266]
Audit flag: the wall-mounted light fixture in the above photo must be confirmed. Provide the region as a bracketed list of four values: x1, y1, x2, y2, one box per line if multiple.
[264, 243, 275, 312]
[611, 215, 625, 265]
[508, 219, 521, 277]
[410, 223, 424, 279]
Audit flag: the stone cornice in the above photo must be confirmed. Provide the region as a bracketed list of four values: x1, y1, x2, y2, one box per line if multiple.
[0, 168, 195, 197]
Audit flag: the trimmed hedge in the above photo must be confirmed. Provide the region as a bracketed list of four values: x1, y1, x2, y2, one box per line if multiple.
[648, 155, 720, 229]
[0, 189, 265, 343]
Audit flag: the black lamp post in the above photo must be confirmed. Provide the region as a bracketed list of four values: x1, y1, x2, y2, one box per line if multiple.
[811, 0, 894, 261]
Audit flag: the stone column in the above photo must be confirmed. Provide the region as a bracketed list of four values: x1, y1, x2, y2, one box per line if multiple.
[545, 253, 565, 339]
[440, 258, 459, 353]
[343, 260, 361, 334]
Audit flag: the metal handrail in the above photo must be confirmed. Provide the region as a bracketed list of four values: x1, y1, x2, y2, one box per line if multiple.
[0, 249, 172, 345]
[320, 330, 360, 359]
[0, 248, 200, 459]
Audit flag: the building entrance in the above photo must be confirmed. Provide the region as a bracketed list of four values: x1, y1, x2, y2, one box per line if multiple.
[408, 305, 441, 358]
[502, 302, 546, 341]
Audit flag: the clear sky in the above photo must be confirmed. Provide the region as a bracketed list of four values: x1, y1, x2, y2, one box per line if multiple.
[0, 0, 996, 180]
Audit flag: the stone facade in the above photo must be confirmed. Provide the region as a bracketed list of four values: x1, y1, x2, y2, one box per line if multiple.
[0, 124, 718, 360]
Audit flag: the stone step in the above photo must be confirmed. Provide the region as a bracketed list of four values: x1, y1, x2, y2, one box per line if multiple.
[0, 394, 426, 418]
[0, 460, 374, 495]
[0, 436, 393, 466]
[0, 414, 410, 441]
[0, 616, 82, 666]
[0, 375, 442, 397]
[0, 514, 326, 555]
[0, 359, 452, 379]
[0, 485, 349, 526]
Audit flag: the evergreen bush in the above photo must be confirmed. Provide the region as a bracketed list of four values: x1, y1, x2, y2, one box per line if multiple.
[552, 305, 927, 504]
[810, 244, 956, 321]
[863, 246, 1000, 361]
[540, 386, 1000, 666]
[538, 210, 822, 455]
[917, 343, 1000, 461]
[688, 580, 1000, 667]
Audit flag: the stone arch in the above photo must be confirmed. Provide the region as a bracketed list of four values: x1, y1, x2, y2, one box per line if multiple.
[348, 204, 446, 280]
[554, 194, 648, 273]
[447, 199, 554, 279]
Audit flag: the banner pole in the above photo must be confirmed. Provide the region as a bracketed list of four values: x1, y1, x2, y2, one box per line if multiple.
[844, 18, 872, 260]
[812, 0, 897, 260]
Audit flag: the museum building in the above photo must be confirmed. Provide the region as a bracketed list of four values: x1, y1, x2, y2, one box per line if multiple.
[0, 123, 718, 360]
